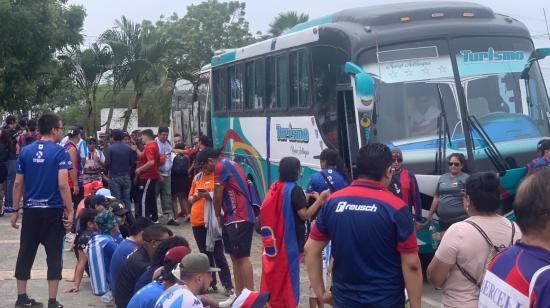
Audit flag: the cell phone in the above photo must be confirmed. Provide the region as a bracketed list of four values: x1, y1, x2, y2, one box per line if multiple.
[198, 188, 207, 193]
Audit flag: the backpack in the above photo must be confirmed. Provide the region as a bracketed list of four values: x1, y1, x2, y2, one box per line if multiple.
[171, 154, 189, 175]
[457, 220, 516, 288]
[21, 131, 38, 147]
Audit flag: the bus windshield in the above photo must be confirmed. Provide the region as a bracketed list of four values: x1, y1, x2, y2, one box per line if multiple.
[453, 37, 550, 146]
[359, 40, 461, 153]
[359, 37, 550, 172]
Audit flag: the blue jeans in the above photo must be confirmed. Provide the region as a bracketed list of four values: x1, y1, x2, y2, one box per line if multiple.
[109, 175, 131, 209]
[5, 159, 17, 207]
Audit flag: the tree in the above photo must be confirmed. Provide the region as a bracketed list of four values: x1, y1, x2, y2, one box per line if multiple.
[154, 0, 256, 131]
[0, 0, 85, 111]
[268, 11, 309, 37]
[100, 16, 168, 131]
[61, 44, 112, 134]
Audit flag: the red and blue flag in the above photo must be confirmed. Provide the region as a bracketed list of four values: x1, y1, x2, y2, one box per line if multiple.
[260, 181, 300, 308]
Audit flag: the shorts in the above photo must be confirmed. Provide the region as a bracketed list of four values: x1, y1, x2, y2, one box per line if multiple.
[15, 208, 65, 280]
[222, 221, 254, 259]
[439, 217, 467, 231]
[171, 174, 190, 197]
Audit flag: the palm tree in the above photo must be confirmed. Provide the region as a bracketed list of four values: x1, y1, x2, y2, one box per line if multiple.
[62, 43, 112, 134]
[100, 16, 168, 131]
[268, 11, 309, 37]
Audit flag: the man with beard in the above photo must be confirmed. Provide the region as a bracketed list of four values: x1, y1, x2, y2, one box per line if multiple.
[154, 253, 219, 308]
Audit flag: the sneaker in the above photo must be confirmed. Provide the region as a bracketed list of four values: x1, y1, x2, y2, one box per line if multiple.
[166, 219, 180, 226]
[4, 207, 15, 213]
[47, 301, 63, 308]
[206, 285, 218, 293]
[64, 232, 76, 243]
[15, 295, 43, 307]
[219, 293, 237, 308]
[183, 215, 190, 223]
[100, 291, 113, 303]
[223, 287, 234, 297]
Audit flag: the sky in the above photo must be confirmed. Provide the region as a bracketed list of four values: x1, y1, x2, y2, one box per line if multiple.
[68, 0, 550, 80]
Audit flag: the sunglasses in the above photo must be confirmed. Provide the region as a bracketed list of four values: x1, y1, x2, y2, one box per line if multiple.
[448, 162, 461, 167]
[393, 158, 403, 163]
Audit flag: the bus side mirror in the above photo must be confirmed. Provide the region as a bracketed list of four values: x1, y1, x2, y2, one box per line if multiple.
[344, 62, 375, 111]
[536, 48, 550, 60]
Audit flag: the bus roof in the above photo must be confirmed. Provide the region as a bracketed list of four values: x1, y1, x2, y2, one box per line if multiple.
[211, 1, 531, 67]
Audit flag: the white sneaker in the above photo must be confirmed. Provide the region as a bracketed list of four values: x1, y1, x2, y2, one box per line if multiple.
[65, 232, 76, 243]
[218, 293, 237, 308]
[100, 291, 113, 303]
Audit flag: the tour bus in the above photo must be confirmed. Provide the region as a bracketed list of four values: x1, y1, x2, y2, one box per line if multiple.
[173, 2, 550, 254]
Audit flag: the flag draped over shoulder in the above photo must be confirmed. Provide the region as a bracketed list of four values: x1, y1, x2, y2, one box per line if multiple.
[260, 181, 300, 308]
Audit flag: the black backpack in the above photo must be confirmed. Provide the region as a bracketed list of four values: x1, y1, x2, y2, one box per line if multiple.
[172, 154, 189, 175]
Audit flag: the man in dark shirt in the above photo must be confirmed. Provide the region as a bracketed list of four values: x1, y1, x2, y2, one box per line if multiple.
[113, 224, 172, 308]
[4, 115, 18, 212]
[105, 129, 134, 209]
[305, 143, 423, 308]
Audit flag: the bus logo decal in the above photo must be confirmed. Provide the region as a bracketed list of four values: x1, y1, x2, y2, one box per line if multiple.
[276, 124, 309, 143]
[460, 48, 524, 64]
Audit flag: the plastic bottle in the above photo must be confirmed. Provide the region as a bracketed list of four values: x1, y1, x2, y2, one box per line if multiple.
[429, 225, 440, 250]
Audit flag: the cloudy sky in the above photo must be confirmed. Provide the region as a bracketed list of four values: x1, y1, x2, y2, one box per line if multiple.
[68, 0, 550, 78]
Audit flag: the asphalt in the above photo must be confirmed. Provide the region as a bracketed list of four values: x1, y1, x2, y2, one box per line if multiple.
[0, 211, 442, 308]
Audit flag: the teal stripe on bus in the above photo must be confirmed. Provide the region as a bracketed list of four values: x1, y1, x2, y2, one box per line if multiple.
[211, 50, 237, 67]
[284, 15, 333, 34]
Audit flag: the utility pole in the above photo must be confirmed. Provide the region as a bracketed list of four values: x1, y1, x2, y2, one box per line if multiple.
[544, 8, 550, 40]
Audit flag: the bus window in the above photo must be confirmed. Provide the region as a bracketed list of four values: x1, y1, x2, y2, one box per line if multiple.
[244, 60, 264, 111]
[275, 54, 289, 109]
[290, 49, 311, 108]
[312, 46, 349, 149]
[254, 59, 264, 109]
[197, 73, 210, 136]
[228, 65, 243, 111]
[213, 68, 226, 111]
[245, 61, 254, 109]
[266, 56, 276, 109]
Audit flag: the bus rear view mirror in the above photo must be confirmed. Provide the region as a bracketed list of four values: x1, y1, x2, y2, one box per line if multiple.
[344, 62, 375, 110]
[536, 48, 550, 60]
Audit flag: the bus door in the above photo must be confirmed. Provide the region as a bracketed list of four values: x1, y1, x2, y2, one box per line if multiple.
[337, 86, 360, 177]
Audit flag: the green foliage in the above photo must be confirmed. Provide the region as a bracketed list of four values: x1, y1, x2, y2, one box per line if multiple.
[100, 16, 169, 130]
[268, 11, 309, 37]
[0, 0, 85, 111]
[156, 0, 256, 84]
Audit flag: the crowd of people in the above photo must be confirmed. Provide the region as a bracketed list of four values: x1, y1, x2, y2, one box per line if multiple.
[1, 112, 550, 308]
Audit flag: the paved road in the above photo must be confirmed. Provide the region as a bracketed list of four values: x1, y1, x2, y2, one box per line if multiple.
[0, 211, 442, 307]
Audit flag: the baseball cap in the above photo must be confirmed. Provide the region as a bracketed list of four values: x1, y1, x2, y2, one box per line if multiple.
[96, 188, 112, 197]
[196, 147, 222, 167]
[67, 126, 81, 138]
[313, 148, 339, 161]
[84, 180, 103, 197]
[95, 211, 120, 234]
[179, 253, 220, 273]
[90, 194, 110, 209]
[231, 288, 270, 308]
[109, 199, 129, 216]
[391, 148, 403, 160]
[164, 246, 192, 264]
[537, 139, 550, 153]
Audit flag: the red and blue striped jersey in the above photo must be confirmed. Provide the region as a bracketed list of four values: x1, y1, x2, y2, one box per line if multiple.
[309, 179, 418, 307]
[215, 159, 254, 224]
[479, 242, 550, 308]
